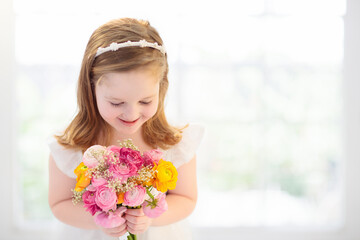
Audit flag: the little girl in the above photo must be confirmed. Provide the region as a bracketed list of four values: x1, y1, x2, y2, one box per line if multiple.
[48, 18, 204, 240]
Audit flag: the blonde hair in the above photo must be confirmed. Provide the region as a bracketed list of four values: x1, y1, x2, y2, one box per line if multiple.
[56, 18, 185, 152]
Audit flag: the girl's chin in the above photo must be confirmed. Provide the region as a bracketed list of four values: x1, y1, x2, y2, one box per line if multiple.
[112, 121, 143, 136]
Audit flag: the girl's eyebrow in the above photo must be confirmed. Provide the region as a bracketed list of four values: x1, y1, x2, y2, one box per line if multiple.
[107, 94, 156, 101]
[142, 94, 157, 100]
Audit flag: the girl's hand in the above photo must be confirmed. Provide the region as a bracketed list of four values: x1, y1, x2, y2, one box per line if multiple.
[97, 221, 128, 238]
[125, 208, 152, 235]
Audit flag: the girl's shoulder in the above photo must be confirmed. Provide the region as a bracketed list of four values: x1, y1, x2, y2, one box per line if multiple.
[48, 136, 82, 179]
[163, 123, 205, 168]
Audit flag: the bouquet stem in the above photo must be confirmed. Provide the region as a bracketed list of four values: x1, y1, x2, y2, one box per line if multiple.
[127, 233, 137, 240]
[119, 232, 137, 240]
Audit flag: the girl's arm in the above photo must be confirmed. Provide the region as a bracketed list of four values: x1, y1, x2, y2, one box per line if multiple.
[49, 154, 128, 237]
[152, 155, 198, 225]
[125, 155, 198, 230]
[48, 155, 98, 229]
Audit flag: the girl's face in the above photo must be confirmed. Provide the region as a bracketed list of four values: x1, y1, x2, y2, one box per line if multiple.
[95, 67, 160, 138]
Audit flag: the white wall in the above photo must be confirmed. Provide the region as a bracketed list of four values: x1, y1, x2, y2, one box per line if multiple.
[343, 0, 360, 237]
[0, 0, 16, 237]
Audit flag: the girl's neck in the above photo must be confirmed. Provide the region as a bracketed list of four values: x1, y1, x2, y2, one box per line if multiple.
[109, 127, 152, 153]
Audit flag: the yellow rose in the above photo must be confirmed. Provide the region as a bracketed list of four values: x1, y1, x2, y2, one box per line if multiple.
[74, 162, 91, 192]
[154, 159, 178, 193]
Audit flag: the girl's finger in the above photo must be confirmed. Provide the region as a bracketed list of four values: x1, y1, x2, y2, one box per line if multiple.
[126, 208, 144, 217]
[127, 225, 145, 235]
[102, 222, 127, 234]
[126, 221, 148, 231]
[107, 228, 128, 238]
[125, 214, 148, 224]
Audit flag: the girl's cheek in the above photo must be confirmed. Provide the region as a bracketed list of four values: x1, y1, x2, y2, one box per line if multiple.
[147, 104, 158, 118]
[99, 102, 117, 118]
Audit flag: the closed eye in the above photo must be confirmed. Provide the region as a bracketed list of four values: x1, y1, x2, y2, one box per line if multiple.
[110, 102, 124, 107]
[140, 101, 152, 105]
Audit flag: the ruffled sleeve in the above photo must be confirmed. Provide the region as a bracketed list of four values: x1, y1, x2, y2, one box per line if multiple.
[48, 137, 83, 179]
[163, 123, 205, 168]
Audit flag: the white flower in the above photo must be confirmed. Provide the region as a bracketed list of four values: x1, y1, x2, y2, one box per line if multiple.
[109, 42, 118, 51]
[139, 39, 146, 48]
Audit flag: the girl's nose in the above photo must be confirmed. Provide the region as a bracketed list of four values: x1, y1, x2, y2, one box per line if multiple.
[121, 104, 138, 121]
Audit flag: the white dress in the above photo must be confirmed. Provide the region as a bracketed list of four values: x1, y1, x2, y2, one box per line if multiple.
[48, 123, 204, 240]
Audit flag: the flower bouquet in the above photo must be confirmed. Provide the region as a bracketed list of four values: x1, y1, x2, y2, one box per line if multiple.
[72, 139, 178, 240]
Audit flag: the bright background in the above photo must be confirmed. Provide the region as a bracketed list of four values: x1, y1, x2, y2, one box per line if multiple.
[1, 0, 360, 239]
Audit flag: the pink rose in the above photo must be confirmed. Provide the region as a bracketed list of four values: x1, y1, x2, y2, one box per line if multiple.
[105, 145, 122, 165]
[119, 148, 144, 168]
[109, 161, 137, 183]
[94, 207, 127, 228]
[107, 148, 142, 182]
[143, 149, 163, 167]
[106, 146, 144, 170]
[142, 193, 168, 218]
[123, 185, 146, 207]
[82, 190, 101, 216]
[91, 177, 107, 188]
[83, 145, 106, 169]
[107, 145, 121, 156]
[95, 185, 117, 212]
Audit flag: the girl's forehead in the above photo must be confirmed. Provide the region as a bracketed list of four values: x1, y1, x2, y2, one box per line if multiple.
[101, 66, 161, 84]
[97, 69, 160, 98]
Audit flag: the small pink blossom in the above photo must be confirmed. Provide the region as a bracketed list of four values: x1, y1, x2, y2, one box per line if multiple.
[95, 185, 117, 212]
[142, 193, 168, 218]
[123, 185, 146, 207]
[94, 207, 127, 228]
[143, 149, 163, 167]
[83, 145, 106, 169]
[82, 190, 101, 216]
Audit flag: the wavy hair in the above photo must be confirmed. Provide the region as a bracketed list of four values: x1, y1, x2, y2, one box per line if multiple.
[56, 18, 185, 152]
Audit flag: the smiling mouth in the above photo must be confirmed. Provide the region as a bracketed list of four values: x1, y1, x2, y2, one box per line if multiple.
[119, 118, 139, 124]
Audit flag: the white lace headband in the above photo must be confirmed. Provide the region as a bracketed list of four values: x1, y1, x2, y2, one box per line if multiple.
[95, 39, 166, 57]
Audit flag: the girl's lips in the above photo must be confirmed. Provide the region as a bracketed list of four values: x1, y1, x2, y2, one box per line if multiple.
[119, 118, 139, 126]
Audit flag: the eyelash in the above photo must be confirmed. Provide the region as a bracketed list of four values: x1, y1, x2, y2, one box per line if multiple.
[110, 102, 123, 107]
[140, 101, 152, 105]
[110, 101, 151, 107]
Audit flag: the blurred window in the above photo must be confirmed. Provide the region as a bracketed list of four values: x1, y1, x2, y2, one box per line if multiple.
[13, 0, 345, 234]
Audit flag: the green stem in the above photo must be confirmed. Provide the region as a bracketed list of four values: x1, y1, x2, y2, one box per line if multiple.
[146, 186, 155, 201]
[127, 233, 137, 240]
